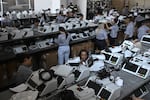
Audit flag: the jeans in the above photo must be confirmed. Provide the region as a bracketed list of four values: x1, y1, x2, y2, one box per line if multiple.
[58, 46, 70, 65]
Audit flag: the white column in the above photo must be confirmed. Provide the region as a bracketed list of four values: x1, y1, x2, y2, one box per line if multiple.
[29, 0, 31, 9]
[0, 0, 3, 17]
[76, 0, 87, 19]
[15, 0, 18, 6]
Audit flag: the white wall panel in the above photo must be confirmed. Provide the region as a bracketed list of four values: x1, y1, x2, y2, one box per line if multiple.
[76, 0, 87, 19]
[34, 0, 60, 13]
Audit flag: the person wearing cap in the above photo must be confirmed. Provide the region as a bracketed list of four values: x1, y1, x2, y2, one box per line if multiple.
[124, 16, 135, 40]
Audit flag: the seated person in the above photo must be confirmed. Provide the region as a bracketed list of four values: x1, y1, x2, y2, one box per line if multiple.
[79, 49, 89, 65]
[67, 49, 94, 67]
[31, 19, 39, 33]
[15, 54, 33, 85]
[56, 11, 65, 23]
[79, 49, 93, 67]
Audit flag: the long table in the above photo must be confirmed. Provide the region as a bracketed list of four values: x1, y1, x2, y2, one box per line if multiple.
[112, 70, 150, 100]
[0, 69, 150, 100]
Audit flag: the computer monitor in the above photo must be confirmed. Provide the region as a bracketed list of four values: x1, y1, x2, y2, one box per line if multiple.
[27, 78, 37, 89]
[104, 53, 111, 61]
[142, 37, 150, 42]
[134, 86, 149, 98]
[134, 89, 143, 97]
[110, 56, 118, 64]
[123, 63, 139, 73]
[57, 76, 64, 86]
[98, 88, 111, 100]
[69, 63, 80, 66]
[72, 35, 77, 40]
[141, 35, 150, 51]
[137, 67, 148, 77]
[73, 70, 81, 78]
[86, 80, 102, 95]
[87, 57, 93, 67]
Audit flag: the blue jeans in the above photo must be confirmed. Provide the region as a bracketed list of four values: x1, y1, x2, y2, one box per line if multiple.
[58, 46, 70, 65]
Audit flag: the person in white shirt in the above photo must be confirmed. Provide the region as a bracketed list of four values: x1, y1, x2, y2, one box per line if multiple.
[95, 23, 110, 50]
[106, 18, 119, 46]
[93, 9, 104, 24]
[124, 16, 135, 40]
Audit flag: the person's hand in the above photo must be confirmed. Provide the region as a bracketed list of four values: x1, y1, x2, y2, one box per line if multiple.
[132, 39, 138, 44]
[146, 30, 150, 33]
[132, 96, 144, 100]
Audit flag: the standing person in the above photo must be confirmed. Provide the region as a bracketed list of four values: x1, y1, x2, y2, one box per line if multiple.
[137, 20, 150, 41]
[122, 6, 129, 16]
[124, 16, 135, 40]
[106, 18, 119, 46]
[15, 54, 33, 85]
[95, 23, 110, 50]
[56, 11, 65, 23]
[39, 13, 47, 26]
[57, 27, 71, 65]
[93, 9, 104, 24]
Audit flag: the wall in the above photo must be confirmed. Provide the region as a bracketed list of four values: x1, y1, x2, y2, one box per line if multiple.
[60, 0, 67, 8]
[112, 0, 125, 12]
[34, 0, 60, 13]
[129, 0, 144, 8]
[129, 0, 150, 8]
[145, 0, 150, 8]
[75, 0, 87, 19]
[111, 0, 150, 12]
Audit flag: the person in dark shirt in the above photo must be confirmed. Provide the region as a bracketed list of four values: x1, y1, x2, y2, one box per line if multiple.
[16, 54, 33, 84]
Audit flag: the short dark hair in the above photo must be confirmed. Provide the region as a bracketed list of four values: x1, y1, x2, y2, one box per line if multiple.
[59, 27, 68, 39]
[79, 49, 89, 58]
[17, 54, 32, 63]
